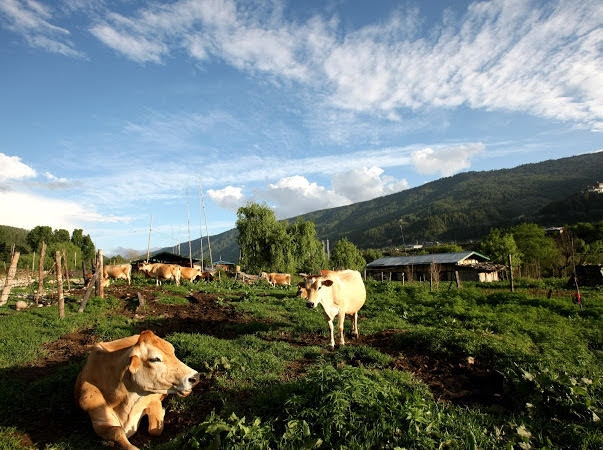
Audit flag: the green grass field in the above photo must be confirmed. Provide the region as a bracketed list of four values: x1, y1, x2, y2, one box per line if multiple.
[0, 275, 600, 449]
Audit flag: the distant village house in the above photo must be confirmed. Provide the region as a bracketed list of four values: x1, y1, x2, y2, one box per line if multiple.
[365, 251, 505, 283]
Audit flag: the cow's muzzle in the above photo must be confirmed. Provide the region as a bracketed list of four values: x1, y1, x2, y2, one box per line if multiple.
[175, 371, 201, 397]
[306, 301, 316, 309]
[189, 372, 201, 387]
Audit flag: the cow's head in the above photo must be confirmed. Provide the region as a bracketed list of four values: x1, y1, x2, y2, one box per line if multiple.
[127, 330, 199, 397]
[302, 275, 333, 309]
[296, 281, 308, 299]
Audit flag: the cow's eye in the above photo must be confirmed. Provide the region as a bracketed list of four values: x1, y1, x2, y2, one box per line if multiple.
[148, 357, 162, 363]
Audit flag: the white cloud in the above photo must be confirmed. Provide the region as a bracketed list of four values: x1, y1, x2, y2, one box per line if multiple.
[331, 167, 409, 203]
[89, 23, 167, 63]
[0, 191, 121, 231]
[206, 185, 244, 211]
[262, 175, 347, 219]
[323, 0, 603, 129]
[0, 0, 82, 57]
[43, 172, 67, 183]
[250, 167, 409, 219]
[411, 143, 485, 177]
[2, 1, 601, 128]
[0, 153, 36, 182]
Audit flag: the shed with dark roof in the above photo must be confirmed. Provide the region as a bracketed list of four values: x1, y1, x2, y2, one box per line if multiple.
[366, 251, 505, 283]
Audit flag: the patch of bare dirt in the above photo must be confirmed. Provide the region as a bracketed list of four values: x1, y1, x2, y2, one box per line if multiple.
[8, 283, 508, 448]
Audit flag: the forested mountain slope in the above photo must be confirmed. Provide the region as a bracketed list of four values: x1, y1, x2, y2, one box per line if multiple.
[298, 152, 603, 249]
[196, 152, 603, 260]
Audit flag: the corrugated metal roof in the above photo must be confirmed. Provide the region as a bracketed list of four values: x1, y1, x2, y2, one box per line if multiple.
[366, 251, 490, 268]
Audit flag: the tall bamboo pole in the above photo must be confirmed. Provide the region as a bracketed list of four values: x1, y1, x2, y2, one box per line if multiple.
[55, 251, 64, 319]
[34, 241, 46, 304]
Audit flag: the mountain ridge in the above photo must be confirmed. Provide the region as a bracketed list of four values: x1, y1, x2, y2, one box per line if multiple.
[166, 152, 603, 262]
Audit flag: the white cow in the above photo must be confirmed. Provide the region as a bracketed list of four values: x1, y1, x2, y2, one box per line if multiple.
[300, 269, 366, 349]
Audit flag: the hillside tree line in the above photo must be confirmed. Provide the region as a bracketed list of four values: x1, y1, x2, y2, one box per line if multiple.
[0, 225, 95, 273]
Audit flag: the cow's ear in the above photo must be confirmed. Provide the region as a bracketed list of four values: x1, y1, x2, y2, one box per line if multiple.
[322, 279, 334, 287]
[129, 355, 142, 374]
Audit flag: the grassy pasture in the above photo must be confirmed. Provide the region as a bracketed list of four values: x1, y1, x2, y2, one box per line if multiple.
[0, 275, 601, 449]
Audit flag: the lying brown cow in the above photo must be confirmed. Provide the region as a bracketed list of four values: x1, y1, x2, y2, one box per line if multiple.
[260, 271, 291, 287]
[74, 330, 200, 450]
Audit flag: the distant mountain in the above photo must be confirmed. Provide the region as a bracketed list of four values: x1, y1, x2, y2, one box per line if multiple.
[162, 152, 603, 261]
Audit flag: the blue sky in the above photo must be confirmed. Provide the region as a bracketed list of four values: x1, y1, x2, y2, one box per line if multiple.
[0, 0, 601, 257]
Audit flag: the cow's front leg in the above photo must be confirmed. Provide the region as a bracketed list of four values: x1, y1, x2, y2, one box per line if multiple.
[92, 421, 138, 450]
[327, 318, 336, 349]
[145, 399, 165, 436]
[337, 313, 346, 346]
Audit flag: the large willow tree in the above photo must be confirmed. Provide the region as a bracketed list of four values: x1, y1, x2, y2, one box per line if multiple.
[236, 202, 326, 274]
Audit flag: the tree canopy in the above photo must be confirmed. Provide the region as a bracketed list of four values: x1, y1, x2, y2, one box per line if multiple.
[330, 238, 366, 271]
[236, 202, 326, 274]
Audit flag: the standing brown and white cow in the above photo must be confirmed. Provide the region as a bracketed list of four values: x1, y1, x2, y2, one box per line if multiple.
[103, 264, 132, 286]
[138, 262, 181, 286]
[74, 330, 200, 450]
[260, 272, 292, 287]
[300, 270, 366, 349]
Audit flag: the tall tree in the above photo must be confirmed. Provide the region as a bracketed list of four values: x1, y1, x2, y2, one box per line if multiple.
[80, 234, 96, 265]
[53, 228, 71, 243]
[287, 220, 326, 273]
[479, 228, 522, 266]
[236, 202, 290, 273]
[71, 229, 84, 248]
[512, 223, 560, 277]
[26, 226, 53, 251]
[330, 238, 366, 271]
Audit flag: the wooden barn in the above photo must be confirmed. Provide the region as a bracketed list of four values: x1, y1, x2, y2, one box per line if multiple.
[134, 252, 201, 267]
[365, 251, 505, 283]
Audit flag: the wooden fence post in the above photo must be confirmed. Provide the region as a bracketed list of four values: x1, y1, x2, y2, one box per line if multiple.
[0, 251, 20, 306]
[55, 251, 64, 319]
[34, 241, 46, 304]
[62, 248, 71, 291]
[95, 249, 104, 298]
[508, 254, 515, 292]
[79, 272, 99, 313]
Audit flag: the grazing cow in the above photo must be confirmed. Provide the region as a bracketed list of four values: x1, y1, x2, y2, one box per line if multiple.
[260, 272, 292, 287]
[198, 270, 215, 282]
[300, 270, 366, 349]
[179, 266, 202, 283]
[103, 264, 132, 286]
[138, 262, 181, 286]
[74, 330, 200, 450]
